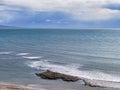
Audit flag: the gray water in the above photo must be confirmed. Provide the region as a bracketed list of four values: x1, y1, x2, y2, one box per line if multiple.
[0, 29, 120, 88]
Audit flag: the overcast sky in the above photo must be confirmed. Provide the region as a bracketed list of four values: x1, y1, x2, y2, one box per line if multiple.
[0, 0, 120, 28]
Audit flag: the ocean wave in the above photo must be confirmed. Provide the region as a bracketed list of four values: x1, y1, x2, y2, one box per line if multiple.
[26, 60, 80, 71]
[0, 51, 13, 55]
[16, 53, 29, 56]
[23, 56, 42, 59]
[26, 60, 120, 88]
[84, 79, 120, 88]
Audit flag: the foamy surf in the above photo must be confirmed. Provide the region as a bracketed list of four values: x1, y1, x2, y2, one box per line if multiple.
[23, 56, 42, 59]
[26, 60, 120, 88]
[16, 53, 29, 56]
[0, 51, 13, 55]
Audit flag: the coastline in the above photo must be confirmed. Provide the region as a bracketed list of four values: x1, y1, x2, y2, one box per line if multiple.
[0, 70, 120, 90]
[0, 81, 119, 90]
[0, 29, 120, 90]
[0, 82, 37, 90]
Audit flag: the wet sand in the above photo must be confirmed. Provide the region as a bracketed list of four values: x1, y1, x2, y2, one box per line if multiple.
[0, 82, 36, 90]
[0, 81, 119, 90]
[34, 80, 120, 90]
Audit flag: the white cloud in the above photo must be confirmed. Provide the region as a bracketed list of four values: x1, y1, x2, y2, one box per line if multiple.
[0, 6, 17, 23]
[1, 0, 120, 21]
[0, 12, 15, 23]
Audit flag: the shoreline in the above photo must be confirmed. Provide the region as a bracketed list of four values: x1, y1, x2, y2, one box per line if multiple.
[0, 82, 37, 90]
[0, 70, 120, 90]
[0, 81, 119, 90]
[35, 70, 120, 89]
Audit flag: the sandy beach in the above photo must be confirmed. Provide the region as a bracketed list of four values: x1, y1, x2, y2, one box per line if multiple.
[0, 82, 36, 90]
[0, 81, 119, 90]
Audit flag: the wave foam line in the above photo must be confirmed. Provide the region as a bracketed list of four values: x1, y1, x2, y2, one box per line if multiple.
[0, 51, 13, 55]
[26, 60, 120, 88]
[23, 56, 42, 59]
[16, 53, 29, 56]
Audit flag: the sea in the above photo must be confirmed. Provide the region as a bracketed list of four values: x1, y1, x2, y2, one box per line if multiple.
[0, 29, 120, 89]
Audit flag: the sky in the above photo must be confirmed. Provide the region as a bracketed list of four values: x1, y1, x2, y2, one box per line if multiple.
[0, 0, 120, 28]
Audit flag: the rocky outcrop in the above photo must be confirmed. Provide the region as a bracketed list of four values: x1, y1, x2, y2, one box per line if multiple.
[83, 79, 104, 88]
[35, 70, 79, 82]
[35, 70, 104, 88]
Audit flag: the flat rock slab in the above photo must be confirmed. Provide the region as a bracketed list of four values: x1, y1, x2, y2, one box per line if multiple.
[36, 70, 79, 82]
[35, 70, 105, 88]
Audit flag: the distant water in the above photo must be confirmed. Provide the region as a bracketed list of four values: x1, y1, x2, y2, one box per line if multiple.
[0, 29, 120, 88]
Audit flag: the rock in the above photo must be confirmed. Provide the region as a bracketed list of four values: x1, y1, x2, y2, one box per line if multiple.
[35, 70, 105, 88]
[35, 70, 79, 82]
[83, 80, 103, 88]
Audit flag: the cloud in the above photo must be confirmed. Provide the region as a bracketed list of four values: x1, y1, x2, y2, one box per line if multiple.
[1, 0, 120, 22]
[0, 11, 15, 24]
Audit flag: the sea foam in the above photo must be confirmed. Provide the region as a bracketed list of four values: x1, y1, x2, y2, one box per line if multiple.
[0, 51, 13, 55]
[26, 60, 120, 88]
[16, 53, 29, 56]
[23, 56, 42, 59]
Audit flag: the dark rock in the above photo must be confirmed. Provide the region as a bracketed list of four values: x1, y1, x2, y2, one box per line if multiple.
[83, 80, 103, 88]
[35, 70, 79, 82]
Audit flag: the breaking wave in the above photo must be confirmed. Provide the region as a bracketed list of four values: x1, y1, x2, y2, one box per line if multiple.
[16, 53, 29, 56]
[26, 60, 120, 88]
[0, 51, 13, 55]
[23, 56, 42, 59]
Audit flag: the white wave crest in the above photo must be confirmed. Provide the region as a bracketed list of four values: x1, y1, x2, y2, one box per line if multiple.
[16, 53, 29, 56]
[23, 56, 42, 59]
[0, 51, 13, 55]
[26, 60, 120, 88]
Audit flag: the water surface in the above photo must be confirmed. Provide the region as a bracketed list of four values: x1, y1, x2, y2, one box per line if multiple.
[0, 29, 120, 88]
